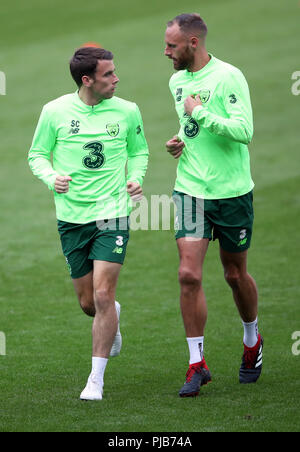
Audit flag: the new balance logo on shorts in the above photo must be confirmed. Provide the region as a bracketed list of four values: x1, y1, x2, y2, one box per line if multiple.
[113, 247, 123, 254]
[238, 229, 248, 247]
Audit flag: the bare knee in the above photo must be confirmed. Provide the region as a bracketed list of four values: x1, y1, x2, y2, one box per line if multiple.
[179, 267, 202, 290]
[94, 288, 113, 313]
[79, 295, 95, 317]
[224, 267, 243, 289]
[72, 272, 95, 317]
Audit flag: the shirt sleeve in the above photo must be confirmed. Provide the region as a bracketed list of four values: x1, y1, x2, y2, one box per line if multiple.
[28, 106, 59, 190]
[169, 77, 186, 144]
[191, 69, 254, 145]
[126, 104, 149, 186]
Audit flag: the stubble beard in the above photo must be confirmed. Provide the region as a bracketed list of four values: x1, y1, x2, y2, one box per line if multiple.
[174, 46, 195, 71]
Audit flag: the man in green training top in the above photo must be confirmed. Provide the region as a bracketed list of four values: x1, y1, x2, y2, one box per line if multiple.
[28, 46, 149, 401]
[165, 14, 263, 397]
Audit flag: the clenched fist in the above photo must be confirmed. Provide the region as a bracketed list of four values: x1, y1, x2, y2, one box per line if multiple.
[55, 176, 72, 194]
[127, 181, 143, 201]
[166, 136, 185, 159]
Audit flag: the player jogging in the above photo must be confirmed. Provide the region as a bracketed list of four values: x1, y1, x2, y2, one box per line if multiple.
[164, 14, 263, 397]
[28, 46, 149, 401]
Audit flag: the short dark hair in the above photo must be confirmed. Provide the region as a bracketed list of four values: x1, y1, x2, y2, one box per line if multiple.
[167, 13, 208, 39]
[69, 47, 113, 88]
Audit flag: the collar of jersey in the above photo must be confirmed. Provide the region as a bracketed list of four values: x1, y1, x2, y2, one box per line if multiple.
[185, 53, 215, 78]
[73, 90, 107, 112]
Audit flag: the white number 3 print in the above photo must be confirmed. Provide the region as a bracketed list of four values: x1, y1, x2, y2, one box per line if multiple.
[116, 236, 124, 246]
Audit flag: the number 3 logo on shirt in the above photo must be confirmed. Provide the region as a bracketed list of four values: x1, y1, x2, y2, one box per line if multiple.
[82, 141, 105, 169]
[229, 94, 237, 104]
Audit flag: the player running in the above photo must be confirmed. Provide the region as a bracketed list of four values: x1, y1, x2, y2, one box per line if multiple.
[164, 14, 263, 397]
[28, 46, 149, 401]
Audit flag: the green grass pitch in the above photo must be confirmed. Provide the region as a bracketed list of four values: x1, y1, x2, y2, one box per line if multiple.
[0, 0, 299, 432]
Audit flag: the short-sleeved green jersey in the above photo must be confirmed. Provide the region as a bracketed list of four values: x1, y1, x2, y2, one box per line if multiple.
[28, 92, 149, 224]
[169, 54, 254, 199]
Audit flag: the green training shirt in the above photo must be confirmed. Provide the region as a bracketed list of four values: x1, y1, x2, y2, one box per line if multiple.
[169, 54, 254, 199]
[28, 92, 149, 224]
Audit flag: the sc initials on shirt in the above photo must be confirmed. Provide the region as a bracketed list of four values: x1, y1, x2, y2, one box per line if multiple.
[69, 119, 80, 134]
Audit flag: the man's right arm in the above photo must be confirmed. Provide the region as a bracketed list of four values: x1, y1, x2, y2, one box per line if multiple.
[28, 106, 59, 191]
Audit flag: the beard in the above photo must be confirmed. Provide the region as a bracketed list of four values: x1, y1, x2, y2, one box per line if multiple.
[173, 46, 195, 71]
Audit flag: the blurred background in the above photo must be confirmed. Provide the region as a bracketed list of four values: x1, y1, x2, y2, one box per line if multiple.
[0, 0, 299, 432]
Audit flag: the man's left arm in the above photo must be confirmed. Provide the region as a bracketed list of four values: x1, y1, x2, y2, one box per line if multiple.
[186, 70, 254, 145]
[126, 104, 149, 198]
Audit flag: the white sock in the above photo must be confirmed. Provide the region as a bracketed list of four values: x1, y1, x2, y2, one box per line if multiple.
[91, 357, 108, 383]
[242, 318, 258, 348]
[187, 336, 204, 365]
